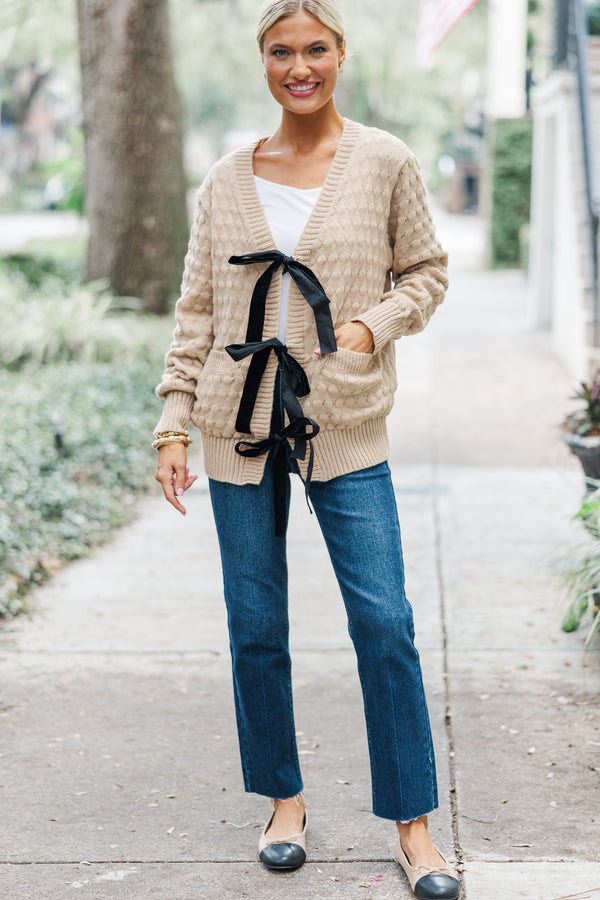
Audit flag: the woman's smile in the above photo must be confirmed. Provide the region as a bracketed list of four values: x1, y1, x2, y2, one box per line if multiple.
[284, 81, 320, 97]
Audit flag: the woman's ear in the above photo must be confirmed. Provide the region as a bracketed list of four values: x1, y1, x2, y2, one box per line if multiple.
[338, 39, 346, 70]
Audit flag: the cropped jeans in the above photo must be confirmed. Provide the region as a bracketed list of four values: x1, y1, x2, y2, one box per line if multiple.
[208, 460, 438, 822]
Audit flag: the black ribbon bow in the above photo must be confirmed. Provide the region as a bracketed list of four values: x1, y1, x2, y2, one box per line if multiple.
[225, 250, 337, 537]
[228, 251, 337, 355]
[226, 337, 309, 433]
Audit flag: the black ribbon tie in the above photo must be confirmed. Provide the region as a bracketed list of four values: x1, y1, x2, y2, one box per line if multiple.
[225, 250, 337, 537]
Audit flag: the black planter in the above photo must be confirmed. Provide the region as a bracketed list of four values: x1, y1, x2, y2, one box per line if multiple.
[565, 432, 600, 491]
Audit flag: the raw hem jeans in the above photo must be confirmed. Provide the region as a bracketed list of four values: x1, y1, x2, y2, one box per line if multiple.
[208, 460, 438, 822]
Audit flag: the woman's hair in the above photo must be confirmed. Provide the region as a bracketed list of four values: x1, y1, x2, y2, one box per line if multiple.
[257, 0, 345, 51]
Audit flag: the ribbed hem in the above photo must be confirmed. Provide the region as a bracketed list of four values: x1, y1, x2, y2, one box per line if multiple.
[154, 391, 195, 434]
[202, 418, 389, 486]
[309, 418, 390, 482]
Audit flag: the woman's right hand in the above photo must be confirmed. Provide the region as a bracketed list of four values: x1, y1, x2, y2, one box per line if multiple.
[155, 443, 198, 515]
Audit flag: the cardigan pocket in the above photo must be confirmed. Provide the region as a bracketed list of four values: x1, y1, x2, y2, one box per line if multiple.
[317, 346, 381, 399]
[306, 345, 395, 425]
[191, 349, 249, 437]
[327, 346, 375, 374]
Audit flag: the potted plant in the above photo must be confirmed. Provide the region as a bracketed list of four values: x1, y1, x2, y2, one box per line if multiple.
[562, 487, 600, 648]
[564, 372, 600, 490]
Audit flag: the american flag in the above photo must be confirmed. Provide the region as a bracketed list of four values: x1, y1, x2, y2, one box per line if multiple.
[416, 0, 482, 69]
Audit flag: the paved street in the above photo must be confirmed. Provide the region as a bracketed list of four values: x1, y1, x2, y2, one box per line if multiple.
[1, 212, 599, 899]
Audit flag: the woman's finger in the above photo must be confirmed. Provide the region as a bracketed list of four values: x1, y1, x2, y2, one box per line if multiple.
[155, 444, 191, 515]
[156, 463, 187, 514]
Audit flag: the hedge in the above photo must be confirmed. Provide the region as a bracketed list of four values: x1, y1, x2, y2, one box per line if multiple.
[0, 357, 165, 616]
[489, 118, 534, 268]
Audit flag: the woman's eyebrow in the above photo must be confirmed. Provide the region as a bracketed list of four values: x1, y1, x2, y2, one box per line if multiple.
[268, 38, 331, 50]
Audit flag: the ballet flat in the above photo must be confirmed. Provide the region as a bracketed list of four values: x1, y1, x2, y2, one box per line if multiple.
[394, 837, 460, 899]
[258, 809, 307, 870]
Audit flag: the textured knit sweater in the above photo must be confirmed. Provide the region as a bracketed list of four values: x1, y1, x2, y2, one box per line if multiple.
[155, 119, 448, 484]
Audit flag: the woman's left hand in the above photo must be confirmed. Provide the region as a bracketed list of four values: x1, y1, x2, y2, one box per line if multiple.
[317, 321, 374, 355]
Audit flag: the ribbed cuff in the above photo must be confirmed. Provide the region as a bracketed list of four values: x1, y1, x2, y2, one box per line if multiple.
[154, 391, 195, 435]
[354, 302, 423, 353]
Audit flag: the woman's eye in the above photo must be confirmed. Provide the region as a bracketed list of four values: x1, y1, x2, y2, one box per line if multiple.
[310, 46, 326, 53]
[273, 49, 288, 57]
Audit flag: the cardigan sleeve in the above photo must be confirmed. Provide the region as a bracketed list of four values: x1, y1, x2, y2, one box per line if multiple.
[353, 152, 448, 352]
[154, 175, 215, 433]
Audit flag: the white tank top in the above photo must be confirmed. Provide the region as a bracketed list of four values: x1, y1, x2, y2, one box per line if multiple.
[254, 175, 321, 342]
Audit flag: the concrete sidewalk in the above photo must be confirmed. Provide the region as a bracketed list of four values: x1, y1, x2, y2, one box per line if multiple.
[1, 213, 599, 900]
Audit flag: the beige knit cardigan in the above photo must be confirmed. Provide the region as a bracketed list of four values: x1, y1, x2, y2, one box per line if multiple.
[155, 119, 448, 484]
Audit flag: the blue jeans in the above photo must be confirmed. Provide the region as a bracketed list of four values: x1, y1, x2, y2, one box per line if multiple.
[208, 460, 438, 822]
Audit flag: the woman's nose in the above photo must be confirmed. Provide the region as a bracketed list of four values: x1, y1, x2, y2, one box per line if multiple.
[290, 54, 311, 78]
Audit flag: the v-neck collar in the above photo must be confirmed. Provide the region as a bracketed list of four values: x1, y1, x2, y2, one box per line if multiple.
[235, 118, 360, 262]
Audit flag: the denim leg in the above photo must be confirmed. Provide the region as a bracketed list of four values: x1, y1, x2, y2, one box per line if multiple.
[208, 463, 303, 800]
[309, 462, 438, 822]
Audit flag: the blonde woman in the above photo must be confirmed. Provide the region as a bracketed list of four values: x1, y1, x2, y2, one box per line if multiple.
[154, 1, 459, 897]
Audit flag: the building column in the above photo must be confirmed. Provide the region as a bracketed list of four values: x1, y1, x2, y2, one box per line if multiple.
[486, 0, 529, 120]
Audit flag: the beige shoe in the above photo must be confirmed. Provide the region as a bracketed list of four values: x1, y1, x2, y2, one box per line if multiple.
[394, 837, 460, 899]
[258, 802, 307, 870]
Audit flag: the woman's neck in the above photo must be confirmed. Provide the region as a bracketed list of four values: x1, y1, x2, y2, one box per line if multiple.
[273, 102, 344, 154]
[253, 101, 345, 188]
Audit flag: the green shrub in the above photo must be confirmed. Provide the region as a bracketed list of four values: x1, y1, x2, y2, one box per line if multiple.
[586, 1, 600, 35]
[0, 356, 167, 616]
[562, 486, 600, 648]
[0, 273, 114, 367]
[0, 271, 169, 368]
[0, 266, 176, 616]
[0, 253, 83, 288]
[489, 118, 533, 268]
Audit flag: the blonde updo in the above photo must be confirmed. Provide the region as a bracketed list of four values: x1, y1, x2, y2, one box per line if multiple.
[257, 0, 345, 51]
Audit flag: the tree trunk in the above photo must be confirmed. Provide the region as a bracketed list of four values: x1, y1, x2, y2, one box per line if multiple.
[77, 0, 188, 314]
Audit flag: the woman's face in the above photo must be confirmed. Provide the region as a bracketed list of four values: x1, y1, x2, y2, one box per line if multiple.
[261, 10, 345, 116]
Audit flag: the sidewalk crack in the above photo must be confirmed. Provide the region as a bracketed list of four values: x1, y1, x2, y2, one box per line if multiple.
[431, 453, 465, 887]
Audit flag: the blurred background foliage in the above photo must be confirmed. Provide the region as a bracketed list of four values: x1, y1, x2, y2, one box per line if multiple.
[489, 118, 534, 268]
[0, 353, 168, 616]
[172, 0, 490, 183]
[0, 247, 171, 615]
[0, 0, 493, 207]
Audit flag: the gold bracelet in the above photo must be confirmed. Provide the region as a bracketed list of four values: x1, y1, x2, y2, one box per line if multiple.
[152, 432, 192, 450]
[155, 430, 190, 439]
[152, 436, 192, 450]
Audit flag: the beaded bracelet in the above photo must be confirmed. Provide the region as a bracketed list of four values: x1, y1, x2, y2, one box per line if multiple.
[152, 430, 192, 450]
[154, 430, 190, 438]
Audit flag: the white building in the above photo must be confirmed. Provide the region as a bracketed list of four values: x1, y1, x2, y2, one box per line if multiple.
[529, 1, 600, 378]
